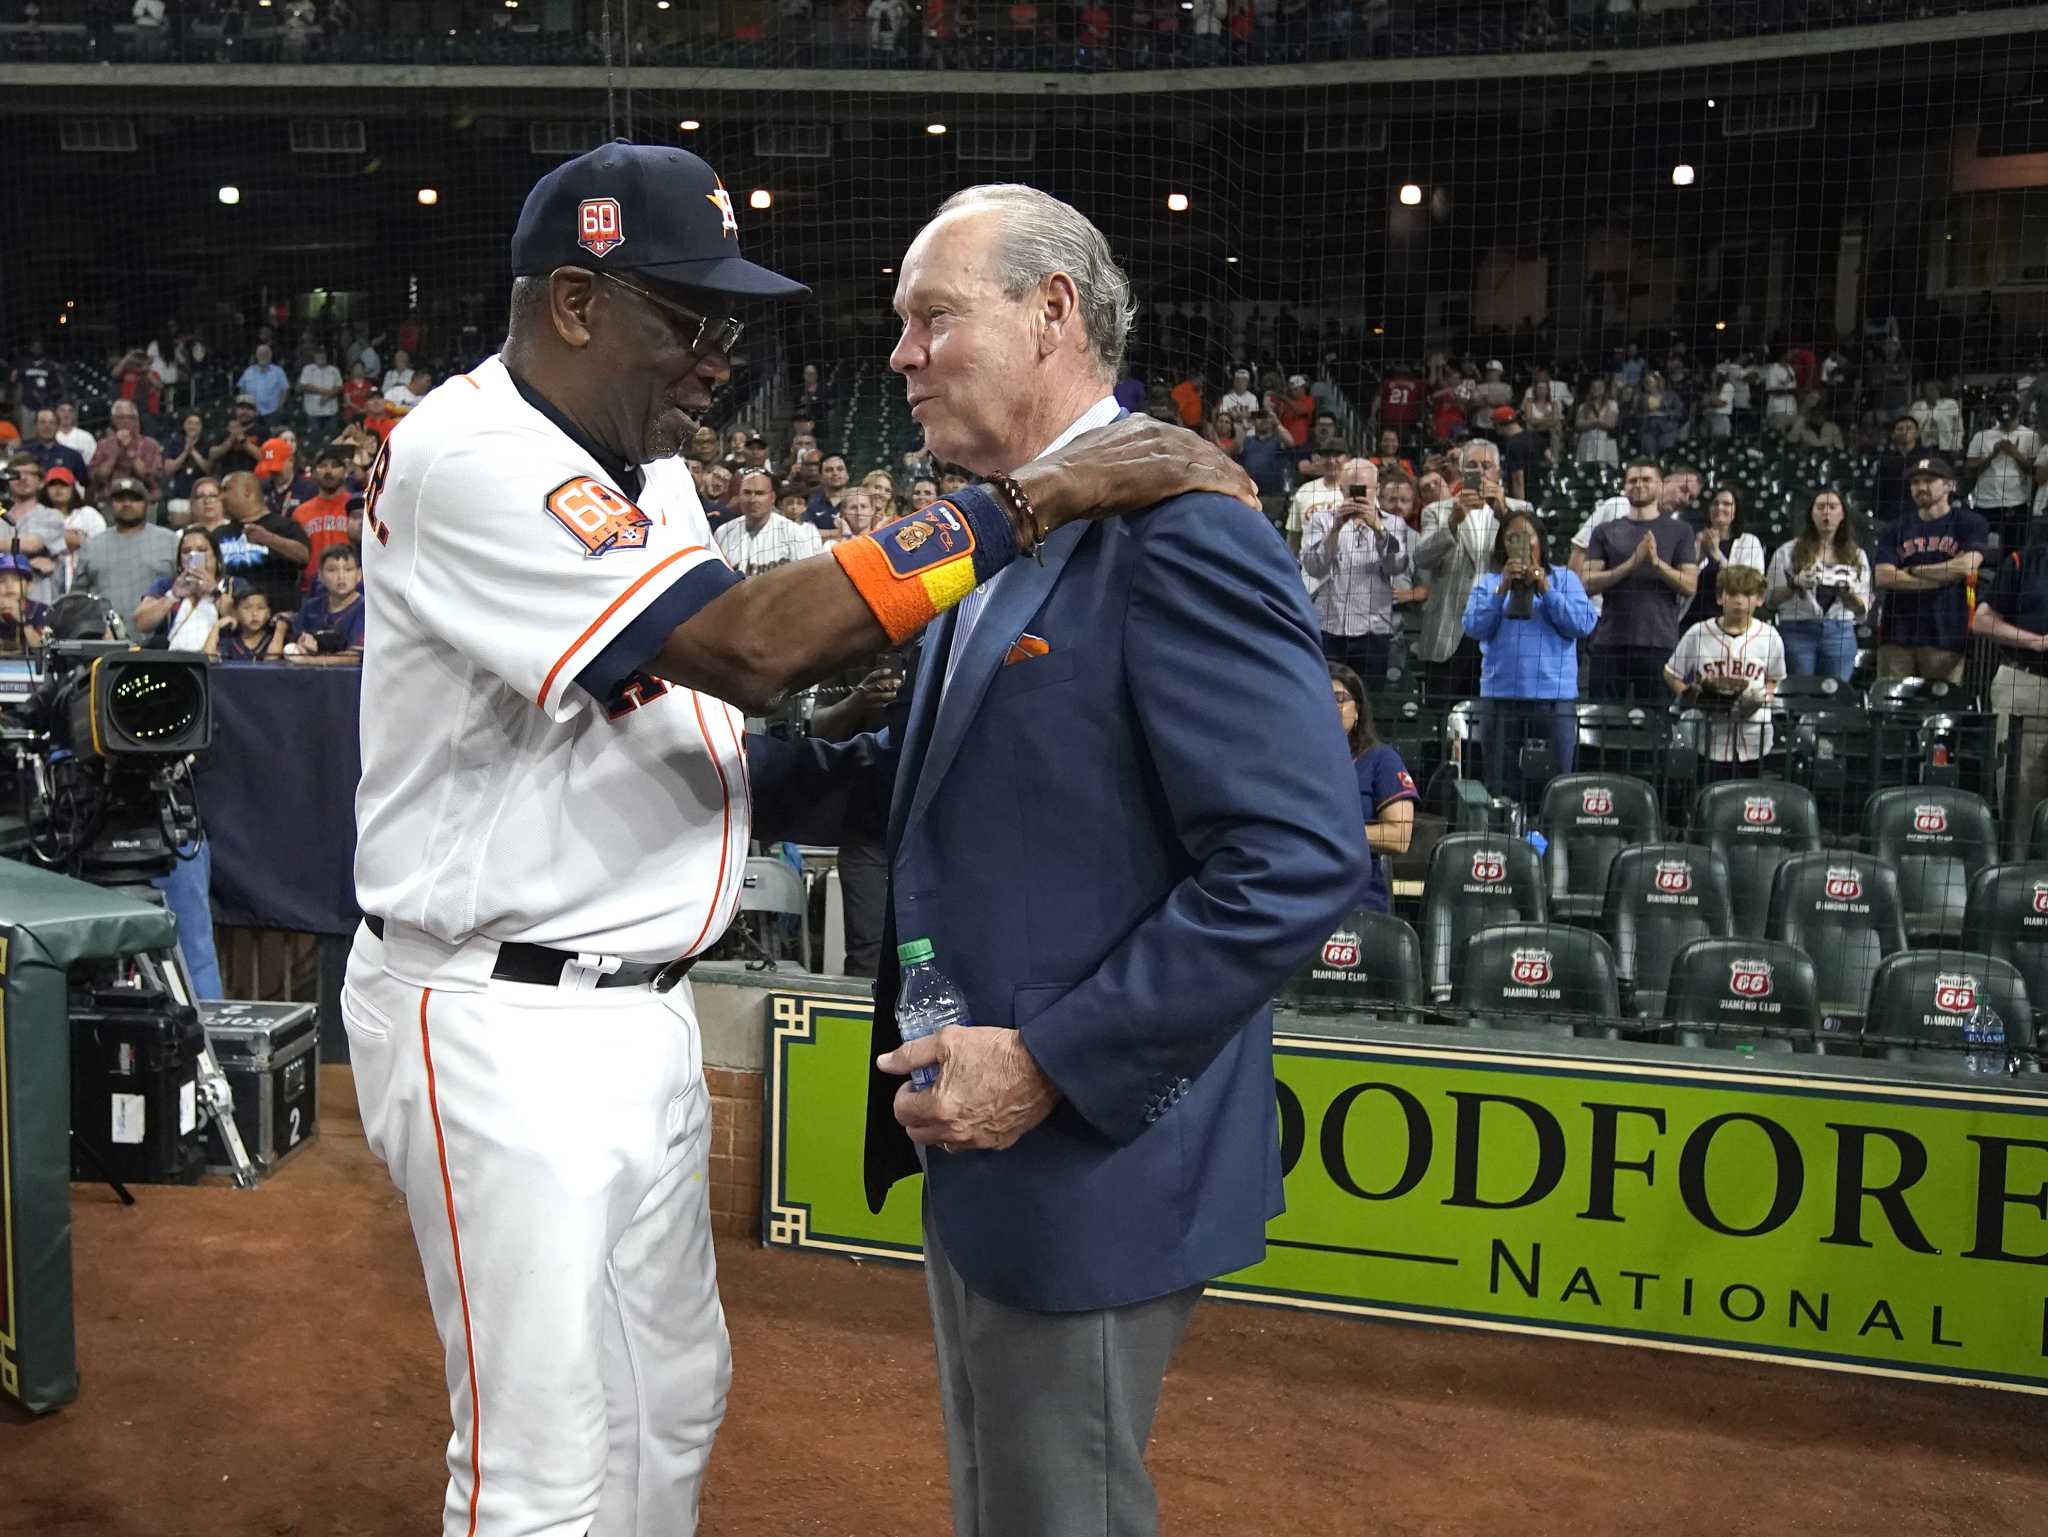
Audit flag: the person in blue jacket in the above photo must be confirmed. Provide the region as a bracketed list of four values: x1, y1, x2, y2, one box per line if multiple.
[1462, 510, 1599, 808]
[747, 185, 1366, 1537]
[1329, 660, 1417, 912]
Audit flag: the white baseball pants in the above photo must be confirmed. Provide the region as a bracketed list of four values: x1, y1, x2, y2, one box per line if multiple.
[343, 931, 729, 1537]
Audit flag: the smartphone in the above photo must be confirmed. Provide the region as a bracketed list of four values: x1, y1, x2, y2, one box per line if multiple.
[1506, 529, 1534, 565]
[181, 551, 207, 575]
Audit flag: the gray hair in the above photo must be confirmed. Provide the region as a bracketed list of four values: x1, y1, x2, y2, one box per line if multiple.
[934, 184, 1136, 380]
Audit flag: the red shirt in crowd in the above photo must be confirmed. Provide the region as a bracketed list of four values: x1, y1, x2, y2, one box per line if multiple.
[292, 491, 355, 592]
[1377, 372, 1425, 429]
[1430, 384, 1466, 443]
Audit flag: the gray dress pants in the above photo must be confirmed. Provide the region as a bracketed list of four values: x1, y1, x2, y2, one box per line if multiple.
[922, 1201, 1203, 1537]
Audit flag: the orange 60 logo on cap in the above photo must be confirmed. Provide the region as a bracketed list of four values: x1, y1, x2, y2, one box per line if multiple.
[578, 197, 624, 258]
[546, 476, 651, 556]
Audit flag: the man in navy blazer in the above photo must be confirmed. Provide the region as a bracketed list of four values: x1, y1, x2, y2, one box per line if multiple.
[748, 185, 1366, 1537]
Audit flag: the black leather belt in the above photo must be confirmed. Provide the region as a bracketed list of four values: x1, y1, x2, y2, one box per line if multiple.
[363, 916, 695, 991]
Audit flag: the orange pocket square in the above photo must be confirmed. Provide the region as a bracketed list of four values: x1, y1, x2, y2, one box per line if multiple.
[1003, 634, 1052, 666]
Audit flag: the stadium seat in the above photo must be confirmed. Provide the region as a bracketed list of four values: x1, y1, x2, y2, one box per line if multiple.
[1278, 908, 1425, 1028]
[1601, 843, 1732, 1020]
[1772, 675, 1847, 717]
[1785, 705, 1878, 834]
[1688, 779, 1822, 938]
[1963, 863, 2048, 1042]
[1573, 704, 1672, 785]
[2029, 800, 2048, 861]
[1862, 786, 1997, 942]
[1862, 950, 2034, 1074]
[1766, 851, 1907, 1040]
[1664, 937, 1820, 1054]
[1452, 922, 1620, 1037]
[1421, 833, 1547, 1000]
[1537, 772, 1661, 924]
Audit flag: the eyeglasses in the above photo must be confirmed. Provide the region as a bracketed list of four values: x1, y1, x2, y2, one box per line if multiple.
[595, 270, 744, 358]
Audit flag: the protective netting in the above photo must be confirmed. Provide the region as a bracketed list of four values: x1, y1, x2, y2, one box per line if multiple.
[3, 5, 2046, 1058]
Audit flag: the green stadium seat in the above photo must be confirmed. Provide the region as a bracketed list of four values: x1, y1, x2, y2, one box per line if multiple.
[1963, 863, 2048, 1045]
[1767, 851, 1907, 1041]
[1862, 950, 2034, 1074]
[1421, 833, 1547, 1000]
[1452, 921, 1620, 1037]
[1538, 772, 1661, 924]
[1601, 843, 1732, 1019]
[1688, 778, 1822, 939]
[1664, 937, 1820, 1054]
[1862, 786, 1997, 943]
[1278, 908, 1424, 1030]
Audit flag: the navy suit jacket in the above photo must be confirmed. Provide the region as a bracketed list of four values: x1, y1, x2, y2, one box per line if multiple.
[748, 489, 1366, 1312]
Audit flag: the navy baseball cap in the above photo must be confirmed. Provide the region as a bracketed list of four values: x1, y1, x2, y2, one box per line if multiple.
[510, 140, 808, 299]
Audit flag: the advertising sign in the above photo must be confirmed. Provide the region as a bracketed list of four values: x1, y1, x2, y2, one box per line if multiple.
[764, 994, 2048, 1394]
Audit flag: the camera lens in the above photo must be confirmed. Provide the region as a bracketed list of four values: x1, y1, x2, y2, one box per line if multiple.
[107, 662, 206, 745]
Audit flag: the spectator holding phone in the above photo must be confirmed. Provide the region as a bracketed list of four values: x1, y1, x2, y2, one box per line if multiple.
[1413, 440, 1529, 702]
[1300, 458, 1414, 679]
[134, 526, 227, 650]
[1764, 487, 1869, 682]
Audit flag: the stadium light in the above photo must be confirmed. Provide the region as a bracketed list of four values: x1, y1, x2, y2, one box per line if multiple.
[218, 185, 240, 205]
[1166, 192, 1190, 213]
[1372, 325, 1385, 335]
[749, 189, 773, 210]
[679, 119, 701, 131]
[1671, 163, 1697, 187]
[1225, 256, 1239, 265]
[1714, 320, 1727, 331]
[927, 122, 948, 135]
[417, 187, 439, 206]
[882, 266, 895, 275]
[1398, 182, 1423, 206]
[1707, 98, 1717, 108]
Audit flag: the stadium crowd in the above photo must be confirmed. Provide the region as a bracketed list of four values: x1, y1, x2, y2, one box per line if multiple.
[0, 0, 2022, 68]
[10, 321, 2048, 841]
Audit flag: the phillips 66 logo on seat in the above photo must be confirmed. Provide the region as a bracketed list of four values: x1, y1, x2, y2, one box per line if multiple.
[1581, 786, 1614, 817]
[1934, 973, 1978, 1014]
[1471, 850, 1508, 884]
[2032, 881, 2048, 916]
[1913, 803, 1949, 835]
[1654, 859, 1693, 895]
[1743, 795, 1776, 826]
[1511, 948, 1553, 986]
[1824, 866, 1862, 902]
[1730, 958, 1773, 997]
[1321, 930, 1361, 969]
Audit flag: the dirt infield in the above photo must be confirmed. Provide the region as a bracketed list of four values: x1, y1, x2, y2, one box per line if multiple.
[6, 1071, 2048, 1537]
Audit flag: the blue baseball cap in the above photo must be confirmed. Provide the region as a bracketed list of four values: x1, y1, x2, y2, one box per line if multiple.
[0, 555, 31, 578]
[510, 139, 808, 300]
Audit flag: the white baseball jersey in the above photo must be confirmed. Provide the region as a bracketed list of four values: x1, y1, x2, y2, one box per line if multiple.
[1667, 616, 1787, 763]
[354, 354, 750, 989]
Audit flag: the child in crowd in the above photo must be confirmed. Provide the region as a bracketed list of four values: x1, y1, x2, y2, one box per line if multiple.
[214, 579, 289, 661]
[1665, 563, 1786, 779]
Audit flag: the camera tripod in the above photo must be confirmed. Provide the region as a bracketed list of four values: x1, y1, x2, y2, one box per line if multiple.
[68, 871, 258, 1197]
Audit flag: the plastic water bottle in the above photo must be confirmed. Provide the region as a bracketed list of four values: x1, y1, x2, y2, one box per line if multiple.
[1963, 1004, 2008, 1077]
[896, 938, 968, 1092]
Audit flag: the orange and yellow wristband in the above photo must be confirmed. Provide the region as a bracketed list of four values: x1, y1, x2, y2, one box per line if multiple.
[831, 487, 1018, 644]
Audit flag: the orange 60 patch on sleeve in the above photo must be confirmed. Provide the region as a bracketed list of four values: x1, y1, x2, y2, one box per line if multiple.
[546, 476, 653, 557]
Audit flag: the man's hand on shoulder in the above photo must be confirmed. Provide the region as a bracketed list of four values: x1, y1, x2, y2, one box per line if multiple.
[877, 1026, 1061, 1153]
[1013, 416, 1258, 534]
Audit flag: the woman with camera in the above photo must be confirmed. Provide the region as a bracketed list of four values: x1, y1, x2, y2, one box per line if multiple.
[133, 525, 228, 651]
[1763, 487, 1869, 682]
[1462, 512, 1598, 807]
